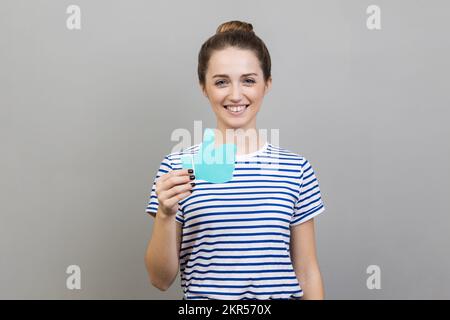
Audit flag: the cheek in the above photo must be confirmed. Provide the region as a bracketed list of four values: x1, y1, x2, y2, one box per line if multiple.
[210, 91, 226, 105]
[248, 92, 264, 105]
[249, 85, 266, 99]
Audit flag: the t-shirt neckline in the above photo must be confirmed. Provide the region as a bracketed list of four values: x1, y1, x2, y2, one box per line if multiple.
[235, 141, 269, 160]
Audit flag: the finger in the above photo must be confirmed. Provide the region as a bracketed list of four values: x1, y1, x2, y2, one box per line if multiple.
[159, 169, 191, 186]
[156, 189, 168, 202]
[157, 168, 193, 188]
[170, 168, 194, 177]
[165, 189, 193, 208]
[164, 173, 195, 191]
[157, 170, 174, 183]
[164, 181, 194, 200]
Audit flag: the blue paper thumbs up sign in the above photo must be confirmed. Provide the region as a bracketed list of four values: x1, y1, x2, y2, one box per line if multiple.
[181, 128, 237, 183]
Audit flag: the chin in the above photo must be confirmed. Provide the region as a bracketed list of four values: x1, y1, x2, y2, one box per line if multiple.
[224, 120, 251, 130]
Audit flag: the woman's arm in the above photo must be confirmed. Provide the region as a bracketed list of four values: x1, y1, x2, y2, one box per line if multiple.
[290, 218, 325, 299]
[145, 209, 182, 291]
[145, 169, 193, 291]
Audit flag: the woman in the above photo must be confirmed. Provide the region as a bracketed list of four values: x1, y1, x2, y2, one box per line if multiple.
[145, 20, 326, 300]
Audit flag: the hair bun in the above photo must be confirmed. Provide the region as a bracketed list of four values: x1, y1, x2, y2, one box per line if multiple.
[216, 20, 254, 34]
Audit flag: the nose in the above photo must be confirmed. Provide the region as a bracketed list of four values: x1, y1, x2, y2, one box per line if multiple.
[229, 83, 243, 101]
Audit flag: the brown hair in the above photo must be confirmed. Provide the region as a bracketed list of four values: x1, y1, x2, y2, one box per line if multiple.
[197, 20, 272, 88]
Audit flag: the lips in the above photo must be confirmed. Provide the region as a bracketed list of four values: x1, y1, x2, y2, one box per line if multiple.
[223, 104, 249, 115]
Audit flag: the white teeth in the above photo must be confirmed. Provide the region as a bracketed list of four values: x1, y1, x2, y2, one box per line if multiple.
[226, 105, 247, 112]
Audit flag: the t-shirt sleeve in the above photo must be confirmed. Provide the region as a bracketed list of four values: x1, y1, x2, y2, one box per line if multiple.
[145, 156, 184, 224]
[290, 158, 326, 227]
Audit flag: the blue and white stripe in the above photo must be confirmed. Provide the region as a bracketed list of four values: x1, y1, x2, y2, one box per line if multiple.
[146, 143, 325, 300]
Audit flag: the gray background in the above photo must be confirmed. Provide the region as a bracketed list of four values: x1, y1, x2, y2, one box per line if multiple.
[1, 0, 449, 299]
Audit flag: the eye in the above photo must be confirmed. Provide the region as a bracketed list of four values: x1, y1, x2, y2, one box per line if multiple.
[244, 78, 256, 84]
[215, 80, 228, 87]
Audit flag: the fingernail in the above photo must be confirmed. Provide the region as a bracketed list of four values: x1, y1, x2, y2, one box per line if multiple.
[191, 182, 196, 187]
[190, 175, 195, 180]
[188, 169, 193, 173]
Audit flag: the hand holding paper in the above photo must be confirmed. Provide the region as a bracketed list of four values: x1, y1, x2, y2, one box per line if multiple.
[181, 128, 236, 183]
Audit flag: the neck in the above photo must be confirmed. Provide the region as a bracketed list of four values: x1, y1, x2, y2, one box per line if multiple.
[213, 124, 267, 156]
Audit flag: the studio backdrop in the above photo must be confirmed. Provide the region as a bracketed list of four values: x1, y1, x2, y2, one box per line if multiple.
[1, 0, 449, 299]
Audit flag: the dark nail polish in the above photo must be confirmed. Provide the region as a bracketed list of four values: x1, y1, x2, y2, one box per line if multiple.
[190, 175, 195, 180]
[188, 169, 193, 173]
[191, 182, 196, 187]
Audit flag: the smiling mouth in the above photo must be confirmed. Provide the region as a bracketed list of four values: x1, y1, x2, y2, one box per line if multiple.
[223, 104, 250, 115]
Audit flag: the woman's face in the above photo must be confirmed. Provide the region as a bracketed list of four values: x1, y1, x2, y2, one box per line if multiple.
[201, 47, 272, 132]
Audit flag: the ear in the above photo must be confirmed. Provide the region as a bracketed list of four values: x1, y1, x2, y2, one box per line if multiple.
[200, 82, 208, 98]
[264, 76, 272, 94]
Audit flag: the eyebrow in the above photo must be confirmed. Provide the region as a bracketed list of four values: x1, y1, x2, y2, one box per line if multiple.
[212, 73, 258, 78]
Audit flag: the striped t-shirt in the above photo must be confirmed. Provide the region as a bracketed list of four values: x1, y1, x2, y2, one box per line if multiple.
[145, 142, 325, 300]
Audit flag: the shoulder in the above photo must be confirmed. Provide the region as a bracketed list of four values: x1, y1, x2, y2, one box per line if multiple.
[265, 144, 318, 178]
[163, 144, 201, 163]
[266, 143, 308, 163]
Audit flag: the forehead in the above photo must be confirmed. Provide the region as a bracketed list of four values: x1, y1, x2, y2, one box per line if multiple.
[207, 47, 260, 76]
